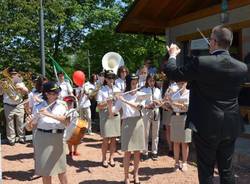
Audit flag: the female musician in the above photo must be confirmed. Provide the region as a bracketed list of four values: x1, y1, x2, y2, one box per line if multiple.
[112, 74, 145, 184]
[26, 81, 68, 184]
[115, 66, 129, 92]
[162, 81, 178, 157]
[138, 65, 148, 88]
[140, 74, 162, 161]
[96, 70, 121, 168]
[169, 82, 191, 172]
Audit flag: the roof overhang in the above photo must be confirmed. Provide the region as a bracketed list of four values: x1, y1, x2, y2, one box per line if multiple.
[116, 0, 250, 35]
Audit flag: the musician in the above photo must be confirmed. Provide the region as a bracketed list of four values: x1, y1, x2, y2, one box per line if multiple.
[57, 71, 74, 99]
[0, 67, 28, 146]
[112, 74, 145, 184]
[138, 65, 148, 88]
[169, 82, 191, 171]
[162, 81, 178, 157]
[26, 81, 68, 184]
[140, 74, 162, 161]
[115, 66, 129, 92]
[63, 95, 81, 156]
[27, 75, 47, 114]
[96, 70, 121, 168]
[89, 73, 98, 122]
[76, 81, 92, 135]
[164, 25, 248, 183]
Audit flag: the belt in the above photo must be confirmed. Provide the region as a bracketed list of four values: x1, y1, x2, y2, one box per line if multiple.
[37, 128, 64, 134]
[4, 103, 18, 107]
[172, 112, 186, 116]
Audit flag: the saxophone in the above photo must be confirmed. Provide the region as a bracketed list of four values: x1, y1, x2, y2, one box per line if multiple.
[0, 68, 23, 103]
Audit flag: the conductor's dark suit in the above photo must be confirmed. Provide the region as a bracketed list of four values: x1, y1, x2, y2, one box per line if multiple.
[164, 50, 247, 184]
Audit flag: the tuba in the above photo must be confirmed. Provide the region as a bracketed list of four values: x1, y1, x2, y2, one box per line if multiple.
[0, 68, 23, 103]
[102, 52, 124, 74]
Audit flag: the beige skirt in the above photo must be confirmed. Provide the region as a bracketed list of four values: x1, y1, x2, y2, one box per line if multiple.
[162, 110, 172, 126]
[99, 109, 121, 138]
[170, 115, 192, 143]
[121, 117, 145, 152]
[34, 130, 67, 176]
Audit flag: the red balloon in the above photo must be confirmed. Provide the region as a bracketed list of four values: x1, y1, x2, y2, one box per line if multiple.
[73, 70, 85, 86]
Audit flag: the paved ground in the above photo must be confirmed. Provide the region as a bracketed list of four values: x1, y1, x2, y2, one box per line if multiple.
[1, 132, 250, 184]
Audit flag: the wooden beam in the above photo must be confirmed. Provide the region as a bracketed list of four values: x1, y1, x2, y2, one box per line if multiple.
[125, 17, 166, 29]
[152, 0, 172, 18]
[167, 0, 250, 27]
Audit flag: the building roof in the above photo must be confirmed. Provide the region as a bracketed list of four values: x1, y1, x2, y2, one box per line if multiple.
[116, 0, 250, 35]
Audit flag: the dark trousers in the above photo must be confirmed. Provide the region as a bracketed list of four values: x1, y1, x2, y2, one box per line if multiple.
[193, 132, 236, 184]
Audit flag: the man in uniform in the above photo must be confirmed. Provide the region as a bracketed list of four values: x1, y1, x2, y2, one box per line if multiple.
[0, 68, 28, 146]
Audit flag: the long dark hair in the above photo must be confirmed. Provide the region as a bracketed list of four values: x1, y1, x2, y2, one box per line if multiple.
[117, 66, 129, 78]
[144, 74, 158, 88]
[124, 74, 139, 93]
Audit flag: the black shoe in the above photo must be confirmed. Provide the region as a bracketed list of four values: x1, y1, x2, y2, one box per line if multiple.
[102, 161, 109, 168]
[151, 153, 158, 161]
[167, 150, 174, 157]
[9, 142, 15, 146]
[19, 140, 26, 144]
[141, 154, 148, 162]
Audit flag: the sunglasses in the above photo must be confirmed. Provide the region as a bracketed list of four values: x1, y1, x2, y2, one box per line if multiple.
[47, 92, 58, 96]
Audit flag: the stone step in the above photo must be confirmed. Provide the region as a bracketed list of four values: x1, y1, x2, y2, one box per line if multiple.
[233, 137, 250, 168]
[240, 124, 250, 139]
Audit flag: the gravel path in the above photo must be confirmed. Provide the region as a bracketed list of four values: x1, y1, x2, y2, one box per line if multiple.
[1, 133, 250, 184]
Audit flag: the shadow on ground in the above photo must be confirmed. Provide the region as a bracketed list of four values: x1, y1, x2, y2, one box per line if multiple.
[2, 169, 35, 181]
[3, 152, 34, 161]
[67, 156, 101, 173]
[79, 180, 123, 184]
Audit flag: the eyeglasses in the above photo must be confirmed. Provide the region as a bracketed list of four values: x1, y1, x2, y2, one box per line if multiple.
[121, 70, 127, 73]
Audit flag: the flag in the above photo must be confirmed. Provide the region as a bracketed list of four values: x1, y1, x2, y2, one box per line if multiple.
[48, 55, 73, 85]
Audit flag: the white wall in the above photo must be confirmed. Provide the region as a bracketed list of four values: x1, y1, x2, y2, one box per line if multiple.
[166, 4, 250, 41]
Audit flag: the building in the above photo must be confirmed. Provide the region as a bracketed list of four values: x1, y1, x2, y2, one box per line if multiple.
[117, 0, 250, 167]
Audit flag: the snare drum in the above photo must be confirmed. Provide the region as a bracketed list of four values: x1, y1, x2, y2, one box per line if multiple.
[64, 118, 88, 145]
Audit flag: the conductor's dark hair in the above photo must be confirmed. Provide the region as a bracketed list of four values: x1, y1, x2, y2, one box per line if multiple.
[212, 25, 233, 49]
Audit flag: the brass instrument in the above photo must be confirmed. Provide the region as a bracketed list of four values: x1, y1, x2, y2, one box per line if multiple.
[84, 82, 101, 99]
[102, 52, 124, 74]
[0, 68, 23, 103]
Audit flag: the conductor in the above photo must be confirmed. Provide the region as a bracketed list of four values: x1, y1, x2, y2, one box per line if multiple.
[164, 25, 248, 184]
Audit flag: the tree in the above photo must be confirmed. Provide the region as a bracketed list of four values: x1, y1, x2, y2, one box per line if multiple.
[0, 0, 165, 79]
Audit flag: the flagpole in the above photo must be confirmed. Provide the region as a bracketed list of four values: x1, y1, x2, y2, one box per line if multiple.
[39, 0, 46, 76]
[87, 49, 91, 79]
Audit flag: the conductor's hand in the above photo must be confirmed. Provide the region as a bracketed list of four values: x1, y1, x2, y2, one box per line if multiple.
[167, 44, 181, 57]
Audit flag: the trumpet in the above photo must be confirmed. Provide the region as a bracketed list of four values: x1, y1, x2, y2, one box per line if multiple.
[0, 68, 23, 103]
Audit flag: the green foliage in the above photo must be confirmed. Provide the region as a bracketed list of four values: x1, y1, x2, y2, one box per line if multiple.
[0, 0, 165, 79]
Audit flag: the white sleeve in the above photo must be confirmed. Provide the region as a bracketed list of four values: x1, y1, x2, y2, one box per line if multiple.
[67, 82, 73, 93]
[96, 90, 103, 103]
[112, 99, 122, 114]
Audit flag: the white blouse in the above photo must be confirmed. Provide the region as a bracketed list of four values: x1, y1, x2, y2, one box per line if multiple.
[96, 85, 121, 104]
[113, 92, 142, 119]
[34, 100, 67, 130]
[171, 89, 190, 113]
[115, 78, 126, 92]
[140, 87, 162, 106]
